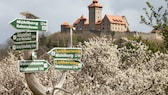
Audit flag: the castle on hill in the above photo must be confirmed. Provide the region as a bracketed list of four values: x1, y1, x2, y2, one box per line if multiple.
[61, 0, 130, 33]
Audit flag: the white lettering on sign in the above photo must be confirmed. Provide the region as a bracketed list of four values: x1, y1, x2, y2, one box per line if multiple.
[16, 24, 38, 30]
[55, 54, 73, 58]
[14, 44, 36, 49]
[20, 67, 39, 71]
[55, 64, 78, 69]
[20, 62, 44, 66]
[17, 33, 31, 37]
[17, 20, 38, 26]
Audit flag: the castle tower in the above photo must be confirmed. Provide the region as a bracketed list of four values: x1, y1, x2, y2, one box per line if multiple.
[88, 0, 102, 30]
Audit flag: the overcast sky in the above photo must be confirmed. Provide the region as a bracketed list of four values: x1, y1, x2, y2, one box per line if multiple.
[0, 0, 166, 44]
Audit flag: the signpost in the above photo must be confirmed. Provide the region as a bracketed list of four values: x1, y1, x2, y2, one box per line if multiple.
[9, 12, 82, 94]
[9, 18, 48, 51]
[10, 18, 47, 32]
[9, 12, 53, 95]
[11, 31, 37, 42]
[19, 60, 51, 73]
[48, 47, 83, 70]
[11, 41, 38, 51]
[48, 47, 82, 59]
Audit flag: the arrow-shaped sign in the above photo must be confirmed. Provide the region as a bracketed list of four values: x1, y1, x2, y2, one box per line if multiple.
[11, 41, 38, 51]
[10, 18, 47, 32]
[48, 47, 82, 59]
[19, 60, 51, 73]
[54, 59, 83, 70]
[11, 31, 38, 42]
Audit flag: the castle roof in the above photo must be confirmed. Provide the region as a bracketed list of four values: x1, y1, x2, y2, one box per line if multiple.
[88, 0, 102, 8]
[61, 22, 69, 26]
[96, 20, 102, 25]
[73, 14, 128, 26]
[106, 14, 127, 25]
[151, 29, 162, 33]
[61, 22, 73, 29]
[73, 15, 89, 25]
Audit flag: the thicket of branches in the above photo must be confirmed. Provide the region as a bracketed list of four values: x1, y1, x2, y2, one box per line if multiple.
[140, 0, 168, 48]
[0, 36, 168, 95]
[63, 37, 168, 95]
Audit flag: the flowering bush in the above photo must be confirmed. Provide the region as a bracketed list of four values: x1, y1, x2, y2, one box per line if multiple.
[64, 37, 168, 95]
[0, 52, 31, 95]
[0, 36, 168, 95]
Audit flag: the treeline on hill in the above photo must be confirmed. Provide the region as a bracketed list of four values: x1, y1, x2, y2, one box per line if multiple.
[40, 31, 166, 53]
[37, 31, 97, 58]
[39, 31, 167, 55]
[0, 31, 167, 60]
[44, 31, 97, 48]
[127, 36, 166, 53]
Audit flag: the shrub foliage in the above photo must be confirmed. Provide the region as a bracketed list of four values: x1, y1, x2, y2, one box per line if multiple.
[0, 37, 168, 95]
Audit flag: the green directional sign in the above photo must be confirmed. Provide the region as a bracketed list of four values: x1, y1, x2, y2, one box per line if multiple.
[54, 59, 83, 70]
[11, 31, 37, 42]
[10, 18, 47, 32]
[48, 47, 82, 59]
[12, 41, 38, 51]
[19, 60, 51, 73]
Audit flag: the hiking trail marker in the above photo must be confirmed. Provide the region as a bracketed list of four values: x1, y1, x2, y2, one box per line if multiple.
[11, 31, 37, 42]
[48, 47, 82, 59]
[48, 47, 83, 70]
[19, 60, 51, 73]
[10, 18, 48, 51]
[11, 41, 38, 51]
[54, 59, 83, 70]
[10, 18, 47, 32]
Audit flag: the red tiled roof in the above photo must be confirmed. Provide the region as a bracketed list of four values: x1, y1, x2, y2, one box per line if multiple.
[151, 29, 162, 33]
[74, 15, 89, 25]
[88, 0, 102, 8]
[61, 22, 69, 26]
[96, 20, 102, 25]
[106, 14, 127, 25]
[84, 19, 89, 25]
[74, 19, 80, 25]
[61, 22, 73, 29]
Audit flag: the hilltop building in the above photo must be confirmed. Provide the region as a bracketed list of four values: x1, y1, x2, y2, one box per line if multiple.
[61, 0, 129, 33]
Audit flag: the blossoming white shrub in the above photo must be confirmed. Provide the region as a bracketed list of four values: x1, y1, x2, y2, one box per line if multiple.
[0, 36, 168, 95]
[117, 39, 168, 95]
[64, 37, 120, 95]
[0, 52, 31, 95]
[63, 37, 168, 95]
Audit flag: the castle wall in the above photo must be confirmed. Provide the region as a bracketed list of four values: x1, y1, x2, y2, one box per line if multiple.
[135, 32, 163, 42]
[61, 25, 68, 32]
[101, 31, 163, 42]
